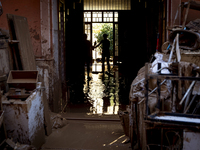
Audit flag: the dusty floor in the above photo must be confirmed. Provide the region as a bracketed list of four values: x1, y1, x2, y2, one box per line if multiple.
[41, 120, 131, 150]
[41, 62, 132, 150]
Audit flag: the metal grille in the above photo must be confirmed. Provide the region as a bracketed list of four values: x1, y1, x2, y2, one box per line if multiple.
[103, 12, 113, 22]
[84, 12, 92, 22]
[85, 24, 91, 41]
[84, 0, 131, 10]
[93, 12, 102, 22]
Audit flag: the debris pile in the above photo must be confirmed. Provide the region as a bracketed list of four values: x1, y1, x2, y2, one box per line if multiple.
[50, 113, 68, 129]
[127, 1, 200, 149]
[5, 138, 36, 150]
[0, 14, 52, 150]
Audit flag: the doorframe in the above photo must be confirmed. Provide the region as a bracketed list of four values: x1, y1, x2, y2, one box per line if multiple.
[84, 10, 119, 62]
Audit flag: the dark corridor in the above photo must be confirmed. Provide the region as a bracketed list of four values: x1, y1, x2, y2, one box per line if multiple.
[65, 63, 130, 115]
[63, 0, 165, 115]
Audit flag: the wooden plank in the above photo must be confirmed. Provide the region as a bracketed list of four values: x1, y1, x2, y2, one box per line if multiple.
[13, 15, 36, 70]
[9, 14, 36, 70]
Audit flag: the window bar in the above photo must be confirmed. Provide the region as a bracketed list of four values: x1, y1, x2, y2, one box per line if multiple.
[105, 0, 107, 11]
[93, 0, 95, 10]
[113, 22, 115, 58]
[117, 0, 119, 10]
[125, 0, 128, 10]
[102, 11, 103, 22]
[91, 0, 93, 11]
[96, 0, 98, 10]
[121, 0, 124, 10]
[95, 0, 97, 10]
[113, 11, 114, 23]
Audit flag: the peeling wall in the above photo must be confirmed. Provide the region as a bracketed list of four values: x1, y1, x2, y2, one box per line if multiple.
[0, 0, 41, 56]
[183, 130, 200, 150]
[36, 0, 61, 112]
[36, 60, 61, 112]
[0, 0, 62, 112]
[2, 90, 46, 148]
[40, 0, 52, 58]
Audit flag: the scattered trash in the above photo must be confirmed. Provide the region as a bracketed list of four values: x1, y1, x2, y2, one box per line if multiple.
[50, 113, 68, 129]
[6, 138, 36, 150]
[129, 2, 200, 148]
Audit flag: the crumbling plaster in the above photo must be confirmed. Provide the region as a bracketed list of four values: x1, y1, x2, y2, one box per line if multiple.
[0, 0, 62, 112]
[0, 0, 41, 56]
[2, 90, 46, 149]
[36, 0, 61, 112]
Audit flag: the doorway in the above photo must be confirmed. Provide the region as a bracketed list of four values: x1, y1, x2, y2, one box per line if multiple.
[84, 11, 118, 74]
[91, 23, 113, 73]
[84, 11, 118, 66]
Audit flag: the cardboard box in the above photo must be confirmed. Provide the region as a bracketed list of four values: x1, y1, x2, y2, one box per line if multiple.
[7, 70, 38, 90]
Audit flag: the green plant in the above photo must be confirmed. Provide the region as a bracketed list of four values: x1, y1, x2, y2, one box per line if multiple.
[94, 23, 113, 56]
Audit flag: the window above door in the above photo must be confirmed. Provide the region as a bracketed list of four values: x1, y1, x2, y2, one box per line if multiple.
[84, 11, 118, 23]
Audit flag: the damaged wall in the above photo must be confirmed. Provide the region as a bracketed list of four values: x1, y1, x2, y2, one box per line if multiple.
[0, 0, 41, 56]
[0, 0, 62, 112]
[36, 0, 62, 112]
[2, 90, 46, 148]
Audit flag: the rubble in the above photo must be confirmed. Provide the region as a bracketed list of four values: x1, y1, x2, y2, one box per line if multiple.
[127, 2, 200, 149]
[50, 113, 68, 129]
[6, 138, 36, 150]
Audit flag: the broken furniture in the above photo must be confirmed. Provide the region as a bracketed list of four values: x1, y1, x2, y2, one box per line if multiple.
[141, 63, 200, 150]
[129, 59, 200, 149]
[169, 30, 200, 50]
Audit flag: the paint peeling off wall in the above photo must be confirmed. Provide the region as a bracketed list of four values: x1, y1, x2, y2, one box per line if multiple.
[36, 60, 61, 112]
[44, 68, 49, 100]
[40, 0, 51, 58]
[27, 91, 45, 147]
[183, 130, 200, 150]
[3, 103, 29, 144]
[37, 62, 50, 103]
[2, 90, 45, 148]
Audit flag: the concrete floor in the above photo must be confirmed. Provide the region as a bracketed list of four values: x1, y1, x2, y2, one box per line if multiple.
[41, 119, 131, 150]
[41, 64, 131, 150]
